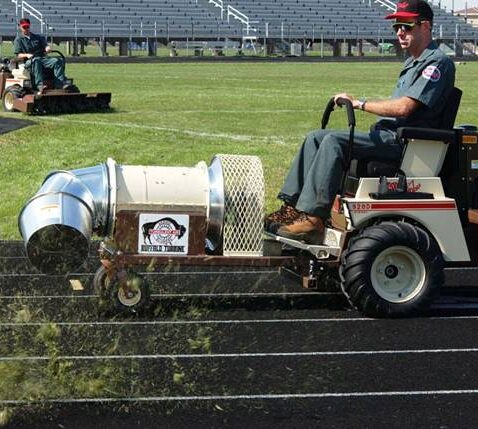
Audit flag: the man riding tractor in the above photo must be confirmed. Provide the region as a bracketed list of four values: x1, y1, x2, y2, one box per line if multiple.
[14, 17, 74, 94]
[265, 0, 455, 244]
[1, 19, 111, 114]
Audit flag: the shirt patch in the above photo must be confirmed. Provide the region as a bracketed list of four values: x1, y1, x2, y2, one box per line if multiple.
[422, 65, 441, 82]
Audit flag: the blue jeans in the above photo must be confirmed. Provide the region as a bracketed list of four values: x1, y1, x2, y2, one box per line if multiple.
[25, 56, 66, 89]
[278, 128, 402, 218]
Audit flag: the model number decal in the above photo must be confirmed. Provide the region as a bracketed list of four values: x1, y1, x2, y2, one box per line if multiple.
[350, 203, 372, 212]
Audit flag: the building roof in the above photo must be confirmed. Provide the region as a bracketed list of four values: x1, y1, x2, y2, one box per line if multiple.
[456, 6, 478, 14]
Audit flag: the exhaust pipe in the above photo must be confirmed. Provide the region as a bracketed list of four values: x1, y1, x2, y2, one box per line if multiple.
[19, 155, 264, 275]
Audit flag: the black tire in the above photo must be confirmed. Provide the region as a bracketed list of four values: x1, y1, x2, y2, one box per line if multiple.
[69, 84, 80, 94]
[2, 86, 25, 112]
[93, 265, 108, 296]
[107, 271, 150, 315]
[339, 221, 443, 317]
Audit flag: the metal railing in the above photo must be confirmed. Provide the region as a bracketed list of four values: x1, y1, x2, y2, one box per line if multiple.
[227, 5, 256, 35]
[372, 0, 396, 10]
[208, 0, 224, 20]
[11, 0, 46, 33]
[373, 0, 442, 12]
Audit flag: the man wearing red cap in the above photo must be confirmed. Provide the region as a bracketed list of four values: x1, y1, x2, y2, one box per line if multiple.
[13, 18, 68, 94]
[267, 0, 455, 245]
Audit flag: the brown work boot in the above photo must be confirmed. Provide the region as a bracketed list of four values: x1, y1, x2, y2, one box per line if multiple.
[469, 209, 478, 225]
[277, 215, 325, 244]
[264, 203, 302, 233]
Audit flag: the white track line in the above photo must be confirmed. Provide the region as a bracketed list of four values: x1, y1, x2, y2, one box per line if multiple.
[6, 314, 478, 327]
[2, 390, 478, 404]
[0, 291, 340, 299]
[36, 117, 287, 144]
[2, 348, 478, 362]
[0, 270, 279, 277]
[0, 317, 371, 326]
[0, 315, 471, 327]
[0, 257, 27, 259]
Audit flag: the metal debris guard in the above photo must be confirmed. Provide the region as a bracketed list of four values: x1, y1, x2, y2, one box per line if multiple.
[217, 154, 264, 257]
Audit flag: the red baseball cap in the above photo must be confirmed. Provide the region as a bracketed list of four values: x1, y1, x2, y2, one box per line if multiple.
[385, 0, 434, 21]
[19, 18, 31, 27]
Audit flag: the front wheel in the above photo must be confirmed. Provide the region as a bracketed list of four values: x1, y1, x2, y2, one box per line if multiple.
[2, 86, 25, 112]
[339, 221, 443, 317]
[93, 265, 108, 296]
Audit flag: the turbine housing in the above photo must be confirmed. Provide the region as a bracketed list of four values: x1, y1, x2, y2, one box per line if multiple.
[19, 155, 264, 275]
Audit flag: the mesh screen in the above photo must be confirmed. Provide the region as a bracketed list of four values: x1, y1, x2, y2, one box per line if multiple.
[217, 154, 264, 256]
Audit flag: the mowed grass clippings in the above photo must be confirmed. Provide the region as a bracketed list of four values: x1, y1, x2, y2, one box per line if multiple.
[0, 60, 476, 421]
[1, 61, 477, 238]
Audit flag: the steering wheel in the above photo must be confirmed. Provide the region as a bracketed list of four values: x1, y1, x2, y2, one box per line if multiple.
[47, 50, 65, 60]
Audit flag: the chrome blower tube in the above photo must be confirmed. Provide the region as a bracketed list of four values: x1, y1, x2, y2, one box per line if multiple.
[18, 159, 116, 275]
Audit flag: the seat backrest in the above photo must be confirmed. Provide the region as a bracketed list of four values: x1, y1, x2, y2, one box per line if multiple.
[399, 87, 462, 177]
[12, 64, 30, 80]
[400, 139, 450, 176]
[440, 87, 462, 130]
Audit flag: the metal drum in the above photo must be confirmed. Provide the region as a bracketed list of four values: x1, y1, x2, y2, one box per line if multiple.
[19, 191, 93, 275]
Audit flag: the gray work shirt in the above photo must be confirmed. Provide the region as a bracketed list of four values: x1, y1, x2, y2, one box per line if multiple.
[377, 41, 455, 130]
[13, 33, 47, 57]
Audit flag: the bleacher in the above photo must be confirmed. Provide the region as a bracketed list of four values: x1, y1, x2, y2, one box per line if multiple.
[0, 0, 476, 48]
[0, 0, 244, 39]
[224, 0, 393, 39]
[0, 0, 17, 36]
[224, 0, 477, 41]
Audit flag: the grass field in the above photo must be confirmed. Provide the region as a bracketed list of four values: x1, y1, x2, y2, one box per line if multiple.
[1, 60, 477, 239]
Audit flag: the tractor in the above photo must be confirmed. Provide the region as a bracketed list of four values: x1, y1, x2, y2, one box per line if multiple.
[17, 92, 478, 317]
[0, 51, 111, 114]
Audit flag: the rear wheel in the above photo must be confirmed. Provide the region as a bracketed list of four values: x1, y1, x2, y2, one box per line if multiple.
[107, 271, 150, 315]
[2, 86, 25, 112]
[69, 84, 80, 93]
[339, 221, 443, 317]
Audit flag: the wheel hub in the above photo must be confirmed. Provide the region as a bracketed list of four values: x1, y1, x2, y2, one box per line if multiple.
[371, 245, 426, 303]
[118, 278, 142, 307]
[384, 265, 399, 279]
[4, 93, 14, 110]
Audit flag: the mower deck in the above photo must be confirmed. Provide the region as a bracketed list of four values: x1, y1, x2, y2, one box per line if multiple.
[13, 91, 111, 114]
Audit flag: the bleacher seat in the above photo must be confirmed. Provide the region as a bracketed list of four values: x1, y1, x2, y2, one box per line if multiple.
[0, 0, 475, 44]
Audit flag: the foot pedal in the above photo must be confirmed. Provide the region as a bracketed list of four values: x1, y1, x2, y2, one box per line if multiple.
[264, 229, 342, 259]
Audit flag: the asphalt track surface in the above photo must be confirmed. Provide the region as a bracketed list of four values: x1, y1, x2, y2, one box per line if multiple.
[0, 117, 35, 135]
[2, 117, 478, 427]
[1, 241, 478, 428]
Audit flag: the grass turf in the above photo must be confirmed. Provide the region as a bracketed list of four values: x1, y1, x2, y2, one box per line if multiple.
[0, 60, 477, 239]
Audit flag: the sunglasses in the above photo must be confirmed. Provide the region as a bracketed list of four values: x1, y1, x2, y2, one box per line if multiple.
[392, 22, 422, 32]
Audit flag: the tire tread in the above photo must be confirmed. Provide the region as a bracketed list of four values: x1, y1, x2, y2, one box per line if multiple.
[340, 221, 443, 317]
